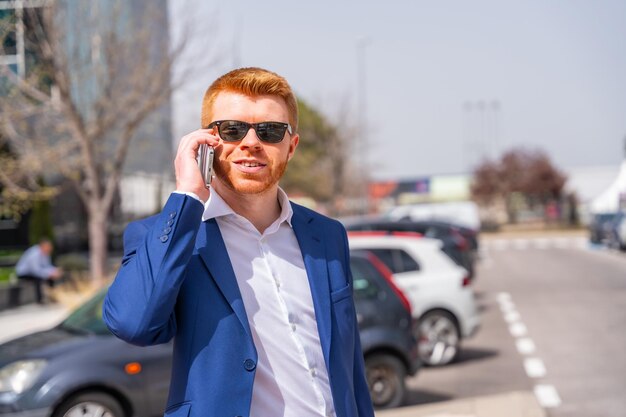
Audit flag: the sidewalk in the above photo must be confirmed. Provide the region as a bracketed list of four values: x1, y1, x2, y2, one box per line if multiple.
[378, 391, 545, 417]
[0, 303, 546, 417]
[0, 302, 69, 344]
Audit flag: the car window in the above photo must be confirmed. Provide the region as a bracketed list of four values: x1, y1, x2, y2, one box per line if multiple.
[367, 249, 397, 273]
[61, 289, 110, 335]
[398, 249, 420, 272]
[368, 248, 420, 273]
[350, 257, 383, 300]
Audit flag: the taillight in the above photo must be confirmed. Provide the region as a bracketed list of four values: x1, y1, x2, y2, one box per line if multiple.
[366, 253, 412, 314]
[462, 275, 471, 287]
[389, 231, 423, 239]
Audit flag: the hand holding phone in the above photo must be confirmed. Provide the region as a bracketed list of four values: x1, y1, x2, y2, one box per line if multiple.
[197, 144, 214, 188]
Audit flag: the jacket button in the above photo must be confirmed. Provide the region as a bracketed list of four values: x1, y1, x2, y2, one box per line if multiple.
[169, 211, 177, 219]
[243, 359, 256, 371]
[160, 235, 169, 243]
[167, 219, 175, 226]
[163, 227, 172, 235]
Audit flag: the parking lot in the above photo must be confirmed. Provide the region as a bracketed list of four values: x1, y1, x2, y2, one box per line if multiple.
[2, 232, 624, 417]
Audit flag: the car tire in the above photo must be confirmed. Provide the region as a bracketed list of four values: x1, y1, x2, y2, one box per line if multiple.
[417, 310, 460, 366]
[365, 354, 407, 409]
[52, 392, 125, 417]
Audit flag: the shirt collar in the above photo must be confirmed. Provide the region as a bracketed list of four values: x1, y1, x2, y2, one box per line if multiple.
[202, 187, 293, 227]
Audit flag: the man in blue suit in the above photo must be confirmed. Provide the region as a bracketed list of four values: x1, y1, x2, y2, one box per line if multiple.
[103, 67, 374, 417]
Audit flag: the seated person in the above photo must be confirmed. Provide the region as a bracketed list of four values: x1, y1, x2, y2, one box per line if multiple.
[15, 238, 63, 304]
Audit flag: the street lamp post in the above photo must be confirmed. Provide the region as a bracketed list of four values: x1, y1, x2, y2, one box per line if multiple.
[356, 37, 371, 213]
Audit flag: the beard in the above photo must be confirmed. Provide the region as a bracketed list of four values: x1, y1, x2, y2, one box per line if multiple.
[213, 153, 288, 195]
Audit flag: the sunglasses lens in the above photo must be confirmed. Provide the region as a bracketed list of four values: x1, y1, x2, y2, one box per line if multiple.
[256, 122, 287, 143]
[214, 121, 288, 143]
[219, 121, 249, 141]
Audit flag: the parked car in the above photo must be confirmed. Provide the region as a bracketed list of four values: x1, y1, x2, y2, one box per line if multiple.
[385, 201, 481, 232]
[0, 291, 172, 417]
[588, 212, 618, 244]
[350, 250, 420, 409]
[605, 211, 626, 251]
[348, 233, 481, 366]
[0, 252, 419, 416]
[343, 217, 477, 280]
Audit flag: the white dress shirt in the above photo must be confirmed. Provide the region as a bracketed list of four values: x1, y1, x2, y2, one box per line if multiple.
[189, 188, 336, 417]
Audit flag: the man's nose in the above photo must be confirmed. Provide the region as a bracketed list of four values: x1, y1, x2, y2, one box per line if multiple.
[238, 127, 262, 149]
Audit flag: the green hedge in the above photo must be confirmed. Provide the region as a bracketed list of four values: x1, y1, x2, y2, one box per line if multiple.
[0, 267, 15, 283]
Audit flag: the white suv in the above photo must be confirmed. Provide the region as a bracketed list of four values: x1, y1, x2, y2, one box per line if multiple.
[348, 233, 481, 366]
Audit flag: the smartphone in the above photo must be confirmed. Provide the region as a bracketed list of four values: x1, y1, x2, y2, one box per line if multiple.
[197, 144, 214, 187]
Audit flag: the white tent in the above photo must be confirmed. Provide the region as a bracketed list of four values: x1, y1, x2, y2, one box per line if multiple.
[590, 160, 626, 214]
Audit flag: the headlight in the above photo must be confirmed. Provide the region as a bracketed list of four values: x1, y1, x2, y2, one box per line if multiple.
[0, 360, 47, 394]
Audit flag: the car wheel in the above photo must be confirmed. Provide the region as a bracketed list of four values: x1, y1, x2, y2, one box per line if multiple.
[52, 392, 125, 417]
[417, 310, 460, 366]
[365, 354, 406, 409]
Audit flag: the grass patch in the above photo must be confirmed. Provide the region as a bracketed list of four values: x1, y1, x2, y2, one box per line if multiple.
[0, 267, 15, 283]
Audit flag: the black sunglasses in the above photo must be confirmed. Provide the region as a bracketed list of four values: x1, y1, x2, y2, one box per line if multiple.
[207, 120, 292, 143]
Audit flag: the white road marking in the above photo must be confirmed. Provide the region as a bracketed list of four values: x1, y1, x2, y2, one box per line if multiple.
[524, 358, 547, 378]
[509, 322, 527, 337]
[484, 235, 590, 251]
[554, 238, 570, 249]
[496, 292, 512, 303]
[504, 311, 521, 323]
[533, 238, 550, 249]
[497, 292, 561, 410]
[516, 338, 536, 355]
[574, 237, 587, 249]
[499, 302, 516, 314]
[492, 239, 508, 250]
[513, 239, 529, 250]
[534, 384, 562, 408]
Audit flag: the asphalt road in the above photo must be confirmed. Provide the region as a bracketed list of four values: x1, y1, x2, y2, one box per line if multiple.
[401, 236, 626, 417]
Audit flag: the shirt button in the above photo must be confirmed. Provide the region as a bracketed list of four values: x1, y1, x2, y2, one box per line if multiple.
[310, 367, 317, 377]
[159, 235, 169, 243]
[243, 359, 256, 371]
[290, 323, 296, 332]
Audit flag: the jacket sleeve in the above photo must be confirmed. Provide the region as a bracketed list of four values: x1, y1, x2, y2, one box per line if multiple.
[341, 226, 375, 416]
[103, 193, 204, 346]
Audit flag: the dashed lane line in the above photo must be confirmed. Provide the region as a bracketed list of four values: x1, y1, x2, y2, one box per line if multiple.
[534, 384, 562, 408]
[503, 311, 521, 323]
[496, 292, 562, 410]
[524, 358, 547, 378]
[508, 322, 528, 337]
[516, 338, 536, 355]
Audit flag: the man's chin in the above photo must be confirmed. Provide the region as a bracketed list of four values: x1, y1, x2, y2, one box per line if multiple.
[216, 176, 277, 195]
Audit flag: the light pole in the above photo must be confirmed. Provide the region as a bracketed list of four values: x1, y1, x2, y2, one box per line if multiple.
[356, 37, 371, 213]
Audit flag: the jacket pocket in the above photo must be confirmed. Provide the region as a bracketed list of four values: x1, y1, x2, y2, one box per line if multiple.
[164, 402, 191, 417]
[331, 282, 353, 303]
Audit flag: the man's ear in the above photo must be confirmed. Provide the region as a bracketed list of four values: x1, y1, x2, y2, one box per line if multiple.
[287, 134, 299, 161]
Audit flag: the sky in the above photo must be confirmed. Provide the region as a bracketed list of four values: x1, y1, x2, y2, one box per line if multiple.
[169, 0, 626, 180]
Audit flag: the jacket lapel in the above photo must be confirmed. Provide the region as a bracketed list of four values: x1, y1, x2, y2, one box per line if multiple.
[291, 205, 332, 366]
[196, 218, 252, 339]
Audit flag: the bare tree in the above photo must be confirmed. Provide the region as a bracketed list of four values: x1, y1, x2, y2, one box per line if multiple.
[471, 148, 567, 223]
[0, 1, 217, 284]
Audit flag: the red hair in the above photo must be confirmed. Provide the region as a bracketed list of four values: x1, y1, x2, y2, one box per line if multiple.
[201, 67, 298, 132]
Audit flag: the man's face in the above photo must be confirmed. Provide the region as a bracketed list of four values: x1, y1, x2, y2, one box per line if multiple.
[210, 92, 298, 195]
[40, 242, 53, 255]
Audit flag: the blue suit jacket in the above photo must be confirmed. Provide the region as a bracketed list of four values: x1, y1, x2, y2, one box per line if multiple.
[103, 194, 374, 417]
